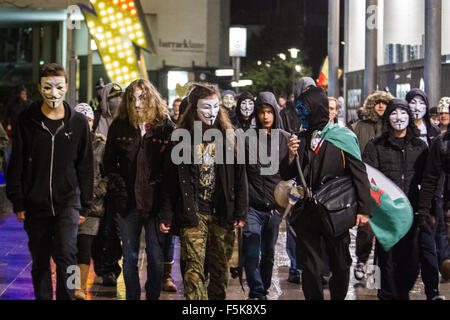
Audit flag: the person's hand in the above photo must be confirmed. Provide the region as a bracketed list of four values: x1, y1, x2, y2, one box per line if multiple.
[16, 211, 26, 223]
[356, 214, 370, 228]
[234, 220, 245, 228]
[415, 211, 435, 234]
[160, 223, 171, 234]
[79, 216, 86, 225]
[288, 137, 301, 161]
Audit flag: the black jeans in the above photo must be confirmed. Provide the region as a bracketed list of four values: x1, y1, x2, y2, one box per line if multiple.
[293, 204, 352, 300]
[24, 207, 79, 300]
[376, 224, 420, 300]
[355, 227, 374, 264]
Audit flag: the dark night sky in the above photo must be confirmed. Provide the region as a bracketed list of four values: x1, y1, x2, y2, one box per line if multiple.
[230, 0, 344, 78]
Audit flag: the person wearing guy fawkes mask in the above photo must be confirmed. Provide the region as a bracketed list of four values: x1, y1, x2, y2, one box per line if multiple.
[159, 83, 248, 300]
[103, 79, 175, 300]
[235, 91, 256, 131]
[280, 78, 371, 300]
[96, 82, 123, 137]
[406, 90, 450, 295]
[222, 90, 239, 127]
[363, 99, 430, 300]
[405, 89, 440, 147]
[6, 63, 93, 300]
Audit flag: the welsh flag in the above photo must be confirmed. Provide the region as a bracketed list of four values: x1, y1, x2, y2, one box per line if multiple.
[365, 164, 413, 251]
[320, 123, 414, 252]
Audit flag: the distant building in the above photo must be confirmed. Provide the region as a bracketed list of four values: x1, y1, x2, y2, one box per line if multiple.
[0, 0, 231, 107]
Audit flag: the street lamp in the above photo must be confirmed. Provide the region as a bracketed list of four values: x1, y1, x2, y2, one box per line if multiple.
[229, 26, 247, 93]
[288, 48, 300, 59]
[278, 53, 287, 60]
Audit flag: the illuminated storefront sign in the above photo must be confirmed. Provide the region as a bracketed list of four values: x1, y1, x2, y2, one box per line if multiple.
[80, 0, 150, 86]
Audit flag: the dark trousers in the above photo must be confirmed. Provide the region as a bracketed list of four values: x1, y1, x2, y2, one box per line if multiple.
[92, 196, 122, 278]
[117, 210, 168, 300]
[24, 207, 79, 300]
[419, 221, 441, 300]
[376, 224, 420, 300]
[286, 210, 302, 274]
[77, 234, 94, 265]
[434, 196, 450, 265]
[243, 207, 282, 299]
[355, 227, 374, 264]
[293, 205, 352, 300]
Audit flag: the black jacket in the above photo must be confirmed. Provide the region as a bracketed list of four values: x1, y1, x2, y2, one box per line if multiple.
[103, 117, 175, 216]
[158, 133, 249, 235]
[280, 87, 371, 217]
[280, 101, 302, 134]
[245, 92, 291, 211]
[363, 134, 428, 210]
[419, 128, 450, 215]
[6, 101, 93, 217]
[364, 99, 428, 209]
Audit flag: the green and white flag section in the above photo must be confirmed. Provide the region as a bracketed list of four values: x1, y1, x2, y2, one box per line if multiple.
[320, 123, 414, 251]
[364, 164, 413, 251]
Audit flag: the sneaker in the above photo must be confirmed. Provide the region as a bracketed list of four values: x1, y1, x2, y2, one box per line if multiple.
[432, 295, 445, 300]
[247, 295, 267, 300]
[102, 272, 117, 286]
[354, 262, 366, 281]
[288, 271, 301, 284]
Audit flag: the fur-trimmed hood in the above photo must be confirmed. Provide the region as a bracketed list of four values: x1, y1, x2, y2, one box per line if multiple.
[363, 91, 394, 122]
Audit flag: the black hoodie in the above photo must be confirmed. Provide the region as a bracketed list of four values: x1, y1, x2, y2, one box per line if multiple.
[244, 92, 290, 211]
[405, 88, 441, 145]
[6, 101, 93, 217]
[236, 91, 256, 131]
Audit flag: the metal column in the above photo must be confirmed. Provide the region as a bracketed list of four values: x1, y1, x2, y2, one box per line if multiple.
[328, 0, 340, 98]
[424, 0, 442, 108]
[364, 0, 378, 99]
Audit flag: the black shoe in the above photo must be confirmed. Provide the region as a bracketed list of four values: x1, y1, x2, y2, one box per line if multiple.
[102, 272, 117, 286]
[288, 272, 301, 284]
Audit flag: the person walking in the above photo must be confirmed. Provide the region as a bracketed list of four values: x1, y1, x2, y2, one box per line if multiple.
[6, 63, 93, 300]
[103, 79, 175, 300]
[159, 83, 248, 300]
[363, 99, 428, 300]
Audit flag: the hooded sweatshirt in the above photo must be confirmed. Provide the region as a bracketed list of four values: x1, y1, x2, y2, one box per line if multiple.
[6, 101, 93, 217]
[244, 92, 290, 211]
[405, 88, 441, 146]
[236, 91, 257, 131]
[96, 83, 122, 137]
[294, 77, 317, 102]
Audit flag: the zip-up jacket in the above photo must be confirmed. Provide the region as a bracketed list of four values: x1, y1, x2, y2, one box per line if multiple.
[6, 101, 93, 217]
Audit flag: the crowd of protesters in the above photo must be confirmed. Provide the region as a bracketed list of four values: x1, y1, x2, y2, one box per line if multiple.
[1, 62, 450, 301]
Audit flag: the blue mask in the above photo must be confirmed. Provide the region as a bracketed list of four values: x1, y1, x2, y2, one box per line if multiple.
[295, 101, 309, 129]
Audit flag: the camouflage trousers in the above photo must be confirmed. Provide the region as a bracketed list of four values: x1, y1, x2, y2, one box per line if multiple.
[180, 213, 235, 300]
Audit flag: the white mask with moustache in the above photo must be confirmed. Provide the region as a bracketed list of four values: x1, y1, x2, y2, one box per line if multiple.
[197, 98, 220, 126]
[40, 76, 67, 109]
[389, 108, 410, 131]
